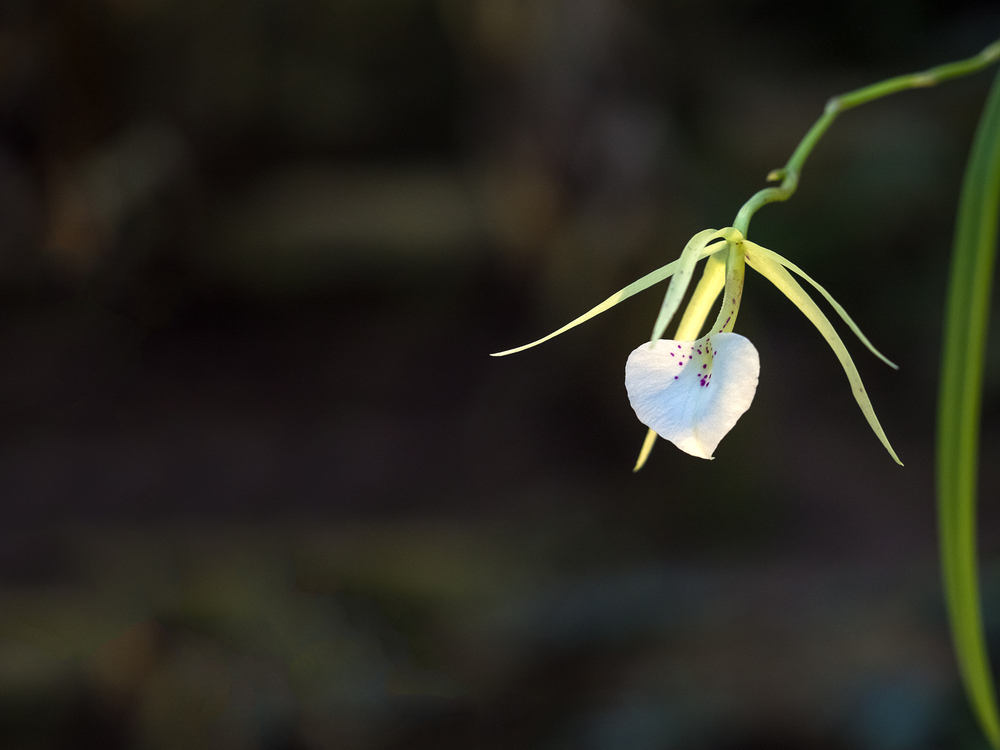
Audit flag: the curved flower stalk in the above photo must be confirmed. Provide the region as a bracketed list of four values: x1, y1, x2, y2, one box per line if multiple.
[492, 227, 902, 467]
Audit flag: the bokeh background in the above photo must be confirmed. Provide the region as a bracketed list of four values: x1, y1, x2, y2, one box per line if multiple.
[0, 0, 999, 748]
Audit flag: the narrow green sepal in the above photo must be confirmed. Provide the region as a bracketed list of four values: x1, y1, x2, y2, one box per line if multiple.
[744, 241, 898, 370]
[745, 249, 902, 465]
[491, 238, 728, 357]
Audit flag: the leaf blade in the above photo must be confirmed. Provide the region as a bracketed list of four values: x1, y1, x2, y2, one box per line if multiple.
[937, 64, 1000, 750]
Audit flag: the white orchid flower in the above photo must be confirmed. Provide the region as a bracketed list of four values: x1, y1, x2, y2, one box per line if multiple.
[492, 227, 901, 468]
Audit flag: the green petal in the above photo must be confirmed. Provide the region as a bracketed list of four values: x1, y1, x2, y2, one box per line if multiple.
[746, 250, 903, 465]
[937, 62, 1000, 750]
[744, 240, 898, 370]
[650, 228, 742, 342]
[491, 237, 728, 357]
[633, 428, 658, 473]
[674, 252, 727, 341]
[649, 229, 721, 342]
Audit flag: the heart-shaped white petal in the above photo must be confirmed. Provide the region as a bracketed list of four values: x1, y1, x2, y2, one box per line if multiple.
[625, 332, 760, 459]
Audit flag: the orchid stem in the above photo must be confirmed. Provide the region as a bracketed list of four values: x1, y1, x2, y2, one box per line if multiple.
[732, 38, 1000, 236]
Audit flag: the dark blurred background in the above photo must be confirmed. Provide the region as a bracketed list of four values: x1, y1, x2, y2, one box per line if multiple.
[0, 0, 999, 748]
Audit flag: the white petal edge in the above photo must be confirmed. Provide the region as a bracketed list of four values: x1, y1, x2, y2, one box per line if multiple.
[625, 332, 760, 459]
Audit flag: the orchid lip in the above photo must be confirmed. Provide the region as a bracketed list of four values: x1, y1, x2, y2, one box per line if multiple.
[626, 331, 760, 459]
